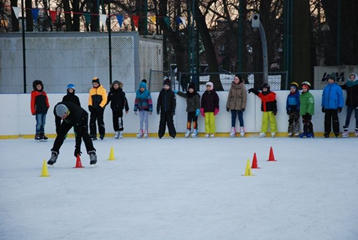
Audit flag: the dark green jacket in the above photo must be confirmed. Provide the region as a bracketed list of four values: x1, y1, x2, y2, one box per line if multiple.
[177, 92, 200, 112]
[300, 91, 314, 115]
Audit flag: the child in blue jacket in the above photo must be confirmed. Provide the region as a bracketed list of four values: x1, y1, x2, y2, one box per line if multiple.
[286, 82, 300, 137]
[322, 74, 344, 138]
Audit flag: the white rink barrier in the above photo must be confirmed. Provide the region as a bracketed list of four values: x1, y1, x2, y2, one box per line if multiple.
[0, 90, 355, 137]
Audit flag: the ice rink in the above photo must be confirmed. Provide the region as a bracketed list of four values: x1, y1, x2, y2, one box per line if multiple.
[1, 137, 358, 240]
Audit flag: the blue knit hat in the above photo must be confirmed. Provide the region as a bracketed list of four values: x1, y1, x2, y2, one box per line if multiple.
[139, 82, 147, 90]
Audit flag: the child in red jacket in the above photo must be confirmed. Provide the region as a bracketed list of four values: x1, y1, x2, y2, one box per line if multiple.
[31, 80, 50, 140]
[249, 83, 277, 137]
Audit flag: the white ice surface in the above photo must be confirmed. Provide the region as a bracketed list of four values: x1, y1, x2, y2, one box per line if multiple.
[0, 137, 358, 240]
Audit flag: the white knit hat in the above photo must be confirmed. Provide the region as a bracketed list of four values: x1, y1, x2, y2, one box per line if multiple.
[206, 82, 214, 89]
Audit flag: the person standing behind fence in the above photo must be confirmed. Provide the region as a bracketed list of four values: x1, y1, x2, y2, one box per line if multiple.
[226, 74, 247, 137]
[321, 74, 344, 138]
[286, 82, 300, 137]
[201, 82, 219, 138]
[341, 73, 358, 138]
[30, 80, 49, 141]
[106, 80, 129, 139]
[134, 81, 153, 138]
[174, 82, 201, 138]
[88, 77, 107, 140]
[157, 78, 177, 139]
[248, 83, 277, 138]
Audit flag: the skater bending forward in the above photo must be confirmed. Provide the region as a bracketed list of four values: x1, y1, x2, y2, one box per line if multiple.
[48, 102, 97, 165]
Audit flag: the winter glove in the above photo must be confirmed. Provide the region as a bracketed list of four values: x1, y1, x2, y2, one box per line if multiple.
[173, 90, 178, 94]
[322, 107, 325, 113]
[248, 88, 254, 94]
[214, 108, 219, 116]
[273, 110, 277, 116]
[195, 109, 200, 116]
[226, 108, 230, 112]
[241, 108, 245, 112]
[88, 105, 93, 112]
[74, 149, 82, 157]
[200, 108, 205, 117]
[338, 107, 342, 113]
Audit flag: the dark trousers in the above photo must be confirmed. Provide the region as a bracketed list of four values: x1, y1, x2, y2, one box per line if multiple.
[344, 106, 358, 128]
[187, 112, 198, 130]
[302, 114, 313, 134]
[52, 117, 95, 154]
[158, 111, 176, 138]
[231, 110, 244, 127]
[324, 109, 339, 134]
[90, 108, 105, 136]
[112, 110, 124, 131]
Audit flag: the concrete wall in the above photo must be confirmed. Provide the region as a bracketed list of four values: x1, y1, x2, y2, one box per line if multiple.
[0, 90, 355, 137]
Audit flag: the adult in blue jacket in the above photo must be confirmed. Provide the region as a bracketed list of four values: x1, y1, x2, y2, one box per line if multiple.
[321, 74, 344, 137]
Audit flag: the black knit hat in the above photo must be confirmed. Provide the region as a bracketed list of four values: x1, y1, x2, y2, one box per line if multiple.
[327, 74, 336, 81]
[163, 79, 171, 86]
[188, 82, 196, 90]
[92, 77, 100, 84]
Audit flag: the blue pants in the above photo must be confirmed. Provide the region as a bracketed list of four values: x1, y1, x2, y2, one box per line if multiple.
[344, 106, 358, 128]
[231, 110, 244, 127]
[35, 113, 47, 134]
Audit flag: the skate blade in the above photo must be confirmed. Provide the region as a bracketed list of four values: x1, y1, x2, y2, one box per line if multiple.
[90, 164, 97, 168]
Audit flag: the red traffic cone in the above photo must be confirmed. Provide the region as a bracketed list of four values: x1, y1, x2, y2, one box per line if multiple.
[267, 146, 277, 161]
[74, 154, 85, 168]
[251, 153, 260, 169]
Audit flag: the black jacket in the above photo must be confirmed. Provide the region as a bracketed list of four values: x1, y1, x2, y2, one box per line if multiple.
[106, 88, 129, 112]
[157, 89, 176, 113]
[62, 91, 81, 107]
[54, 102, 89, 149]
[341, 82, 358, 107]
[201, 90, 219, 112]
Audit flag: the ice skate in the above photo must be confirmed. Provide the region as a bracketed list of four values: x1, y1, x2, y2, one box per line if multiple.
[191, 129, 198, 138]
[205, 134, 210, 138]
[119, 131, 123, 139]
[288, 132, 293, 137]
[185, 129, 191, 138]
[143, 130, 148, 139]
[240, 127, 245, 137]
[91, 135, 97, 141]
[114, 131, 120, 139]
[355, 128, 358, 137]
[271, 132, 276, 138]
[137, 130, 143, 139]
[299, 132, 306, 138]
[88, 150, 97, 165]
[47, 151, 58, 165]
[35, 134, 41, 141]
[294, 132, 300, 137]
[306, 133, 314, 138]
[324, 132, 330, 138]
[259, 132, 266, 138]
[342, 127, 349, 138]
[100, 134, 104, 140]
[210, 134, 215, 138]
[40, 133, 48, 141]
[229, 127, 236, 138]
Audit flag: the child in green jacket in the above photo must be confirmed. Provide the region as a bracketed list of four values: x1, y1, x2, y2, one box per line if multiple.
[299, 81, 315, 138]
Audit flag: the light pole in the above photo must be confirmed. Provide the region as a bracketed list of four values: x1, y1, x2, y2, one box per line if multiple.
[21, 0, 27, 93]
[251, 14, 268, 83]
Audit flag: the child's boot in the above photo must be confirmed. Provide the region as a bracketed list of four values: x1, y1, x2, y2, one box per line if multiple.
[240, 127, 245, 137]
[259, 132, 266, 138]
[119, 131, 123, 139]
[185, 129, 191, 138]
[229, 127, 236, 138]
[114, 131, 120, 139]
[191, 129, 198, 138]
[143, 129, 148, 139]
[342, 126, 349, 138]
[88, 150, 97, 165]
[137, 129, 143, 138]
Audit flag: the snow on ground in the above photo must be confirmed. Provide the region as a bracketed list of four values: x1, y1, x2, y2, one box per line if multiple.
[0, 137, 358, 240]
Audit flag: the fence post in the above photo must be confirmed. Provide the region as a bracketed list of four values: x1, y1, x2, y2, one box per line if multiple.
[21, 0, 27, 93]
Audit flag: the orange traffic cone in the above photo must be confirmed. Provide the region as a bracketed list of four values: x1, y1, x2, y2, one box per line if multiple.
[267, 146, 277, 161]
[251, 153, 260, 169]
[74, 154, 85, 168]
